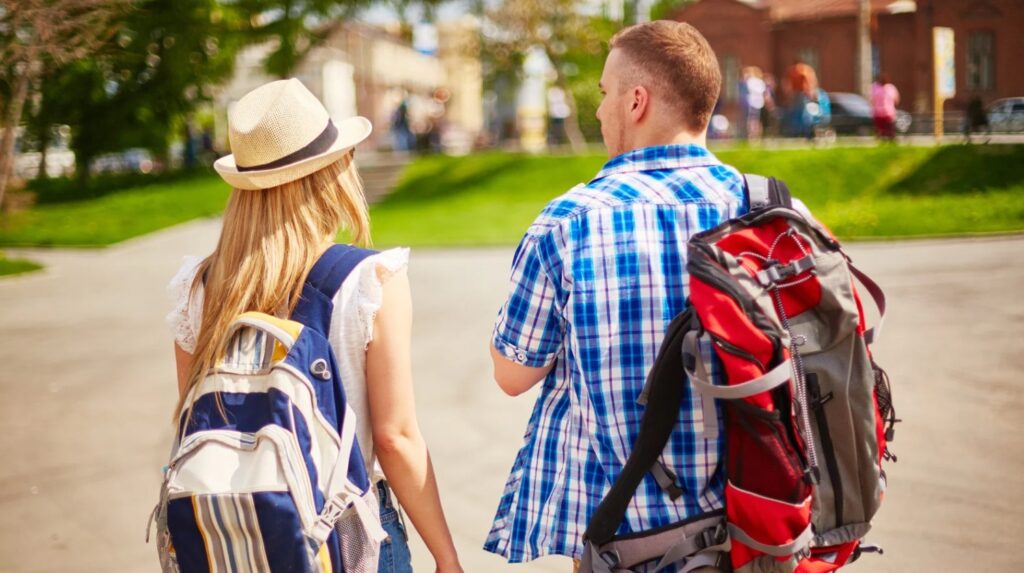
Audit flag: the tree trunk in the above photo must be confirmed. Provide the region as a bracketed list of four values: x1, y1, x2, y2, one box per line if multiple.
[36, 124, 51, 181]
[0, 67, 31, 211]
[75, 151, 92, 188]
[552, 65, 588, 154]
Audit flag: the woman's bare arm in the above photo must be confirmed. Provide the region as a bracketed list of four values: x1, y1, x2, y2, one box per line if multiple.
[174, 342, 193, 399]
[366, 269, 462, 573]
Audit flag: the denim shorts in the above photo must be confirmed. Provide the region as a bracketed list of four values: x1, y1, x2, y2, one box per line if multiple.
[377, 480, 413, 573]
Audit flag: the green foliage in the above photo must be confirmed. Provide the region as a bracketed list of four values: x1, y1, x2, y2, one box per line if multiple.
[35, 0, 247, 179]
[561, 17, 618, 141]
[234, 0, 441, 78]
[234, 0, 351, 77]
[650, 0, 695, 21]
[482, 0, 617, 144]
[26, 168, 216, 205]
[0, 253, 43, 277]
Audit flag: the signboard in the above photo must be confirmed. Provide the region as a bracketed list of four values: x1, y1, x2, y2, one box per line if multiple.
[934, 27, 956, 99]
[933, 27, 956, 138]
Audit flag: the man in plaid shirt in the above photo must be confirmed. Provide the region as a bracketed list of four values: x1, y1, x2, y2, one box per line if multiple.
[486, 21, 747, 570]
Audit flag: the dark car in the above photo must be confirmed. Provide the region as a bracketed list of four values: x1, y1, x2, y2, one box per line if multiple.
[827, 92, 912, 135]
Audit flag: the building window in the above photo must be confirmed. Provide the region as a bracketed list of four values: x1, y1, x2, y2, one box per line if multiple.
[967, 31, 995, 91]
[722, 55, 739, 102]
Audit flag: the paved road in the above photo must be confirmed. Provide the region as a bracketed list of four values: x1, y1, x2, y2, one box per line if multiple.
[1, 219, 1022, 572]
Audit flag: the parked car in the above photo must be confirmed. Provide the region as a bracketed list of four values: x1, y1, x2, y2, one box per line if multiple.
[827, 92, 912, 135]
[988, 97, 1024, 132]
[91, 148, 155, 174]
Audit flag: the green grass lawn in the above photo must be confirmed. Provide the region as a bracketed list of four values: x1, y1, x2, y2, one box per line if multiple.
[367, 144, 1024, 246]
[0, 253, 43, 277]
[0, 172, 229, 247]
[0, 145, 1021, 249]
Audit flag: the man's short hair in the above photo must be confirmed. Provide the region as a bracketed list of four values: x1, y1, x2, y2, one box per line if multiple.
[609, 21, 721, 132]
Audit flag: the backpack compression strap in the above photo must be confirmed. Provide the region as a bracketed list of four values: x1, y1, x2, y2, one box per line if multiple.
[291, 244, 377, 337]
[743, 174, 793, 211]
[584, 308, 697, 546]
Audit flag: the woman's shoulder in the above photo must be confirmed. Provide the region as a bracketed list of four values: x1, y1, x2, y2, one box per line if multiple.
[335, 247, 410, 346]
[362, 247, 409, 281]
[168, 256, 204, 293]
[350, 246, 410, 304]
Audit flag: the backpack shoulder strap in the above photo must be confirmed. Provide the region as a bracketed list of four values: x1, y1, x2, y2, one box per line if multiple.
[291, 244, 377, 337]
[584, 308, 697, 546]
[743, 174, 793, 211]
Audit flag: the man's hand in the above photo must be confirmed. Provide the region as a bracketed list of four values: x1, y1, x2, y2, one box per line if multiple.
[490, 344, 555, 396]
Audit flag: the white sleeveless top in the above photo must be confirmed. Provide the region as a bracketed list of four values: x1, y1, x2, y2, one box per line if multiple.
[165, 248, 410, 479]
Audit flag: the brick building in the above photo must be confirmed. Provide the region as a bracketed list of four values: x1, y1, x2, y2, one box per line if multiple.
[672, 0, 1024, 119]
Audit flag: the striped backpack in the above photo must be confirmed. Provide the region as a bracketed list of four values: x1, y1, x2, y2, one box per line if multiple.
[148, 245, 386, 573]
[582, 176, 898, 573]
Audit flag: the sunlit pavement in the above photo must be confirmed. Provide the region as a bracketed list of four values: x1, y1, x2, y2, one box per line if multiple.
[1, 218, 1021, 572]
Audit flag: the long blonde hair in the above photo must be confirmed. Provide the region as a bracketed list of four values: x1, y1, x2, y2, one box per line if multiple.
[175, 152, 370, 419]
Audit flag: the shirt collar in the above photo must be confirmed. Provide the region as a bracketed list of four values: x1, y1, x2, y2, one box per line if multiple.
[592, 144, 722, 182]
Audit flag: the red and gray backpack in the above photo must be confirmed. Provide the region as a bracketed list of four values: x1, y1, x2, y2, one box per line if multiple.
[581, 175, 898, 573]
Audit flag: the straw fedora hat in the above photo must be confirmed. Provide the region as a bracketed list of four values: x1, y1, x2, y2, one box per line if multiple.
[214, 78, 372, 190]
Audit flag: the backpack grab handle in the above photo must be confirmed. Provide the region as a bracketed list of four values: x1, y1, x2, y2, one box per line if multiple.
[848, 263, 887, 345]
[228, 312, 302, 349]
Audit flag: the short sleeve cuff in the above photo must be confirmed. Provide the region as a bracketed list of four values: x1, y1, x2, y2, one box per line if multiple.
[492, 330, 559, 368]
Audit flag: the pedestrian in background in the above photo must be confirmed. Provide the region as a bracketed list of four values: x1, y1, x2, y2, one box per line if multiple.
[391, 97, 415, 152]
[762, 72, 778, 137]
[871, 73, 901, 141]
[964, 94, 990, 139]
[784, 59, 818, 137]
[742, 66, 767, 140]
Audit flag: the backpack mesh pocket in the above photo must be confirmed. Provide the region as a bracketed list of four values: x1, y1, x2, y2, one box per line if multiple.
[336, 485, 381, 573]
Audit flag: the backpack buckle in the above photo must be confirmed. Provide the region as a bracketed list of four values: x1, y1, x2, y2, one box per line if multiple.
[698, 523, 730, 550]
[756, 255, 816, 287]
[598, 549, 620, 568]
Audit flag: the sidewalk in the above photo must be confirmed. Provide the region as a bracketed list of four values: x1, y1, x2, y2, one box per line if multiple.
[0, 220, 1021, 571]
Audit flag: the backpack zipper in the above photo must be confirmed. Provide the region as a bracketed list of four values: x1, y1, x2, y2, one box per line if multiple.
[165, 427, 319, 529]
[806, 374, 843, 526]
[709, 333, 767, 372]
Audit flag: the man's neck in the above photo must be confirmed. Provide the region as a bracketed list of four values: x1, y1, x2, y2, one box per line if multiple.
[630, 129, 707, 151]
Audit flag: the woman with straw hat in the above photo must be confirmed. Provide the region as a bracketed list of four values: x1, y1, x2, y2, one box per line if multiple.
[166, 78, 463, 573]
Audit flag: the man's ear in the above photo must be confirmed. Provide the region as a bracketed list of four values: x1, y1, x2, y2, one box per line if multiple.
[630, 86, 650, 123]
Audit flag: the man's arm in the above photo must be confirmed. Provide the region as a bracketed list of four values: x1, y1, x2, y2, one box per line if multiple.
[490, 344, 555, 396]
[490, 233, 564, 397]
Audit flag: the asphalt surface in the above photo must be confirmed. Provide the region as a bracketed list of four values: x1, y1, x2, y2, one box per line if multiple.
[1, 219, 1021, 572]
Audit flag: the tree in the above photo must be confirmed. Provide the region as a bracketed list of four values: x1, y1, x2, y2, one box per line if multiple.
[235, 0, 448, 78]
[483, 0, 609, 152]
[0, 0, 124, 208]
[649, 0, 695, 22]
[29, 0, 249, 184]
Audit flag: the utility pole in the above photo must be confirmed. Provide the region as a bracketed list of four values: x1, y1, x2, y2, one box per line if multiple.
[857, 0, 872, 97]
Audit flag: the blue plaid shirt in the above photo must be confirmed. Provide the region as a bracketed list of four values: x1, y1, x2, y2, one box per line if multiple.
[485, 145, 747, 563]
